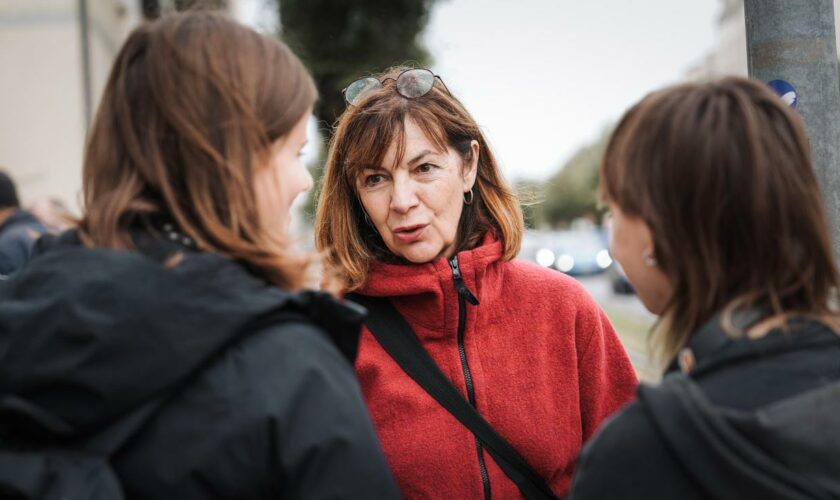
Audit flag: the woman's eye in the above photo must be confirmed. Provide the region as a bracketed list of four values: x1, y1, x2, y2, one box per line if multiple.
[364, 174, 384, 186]
[416, 163, 434, 174]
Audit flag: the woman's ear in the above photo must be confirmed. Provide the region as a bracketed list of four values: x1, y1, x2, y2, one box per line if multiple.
[462, 140, 479, 191]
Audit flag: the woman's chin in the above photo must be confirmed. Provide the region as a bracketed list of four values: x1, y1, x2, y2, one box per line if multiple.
[388, 243, 441, 265]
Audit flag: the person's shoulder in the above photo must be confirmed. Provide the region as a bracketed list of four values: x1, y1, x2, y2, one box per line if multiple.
[237, 314, 355, 383]
[570, 399, 673, 499]
[166, 312, 361, 433]
[0, 223, 36, 246]
[580, 399, 654, 457]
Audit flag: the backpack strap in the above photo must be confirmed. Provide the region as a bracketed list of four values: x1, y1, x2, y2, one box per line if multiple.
[348, 293, 559, 500]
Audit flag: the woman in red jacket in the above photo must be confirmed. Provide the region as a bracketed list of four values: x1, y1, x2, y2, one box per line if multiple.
[314, 67, 637, 499]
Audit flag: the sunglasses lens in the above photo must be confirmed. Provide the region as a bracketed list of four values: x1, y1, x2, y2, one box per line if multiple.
[345, 77, 381, 106]
[396, 69, 435, 98]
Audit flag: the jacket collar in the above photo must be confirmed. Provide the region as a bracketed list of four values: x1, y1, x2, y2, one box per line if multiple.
[666, 307, 834, 377]
[357, 233, 502, 337]
[360, 233, 502, 298]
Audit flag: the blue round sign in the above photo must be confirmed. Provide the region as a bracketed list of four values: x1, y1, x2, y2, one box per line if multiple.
[767, 79, 798, 108]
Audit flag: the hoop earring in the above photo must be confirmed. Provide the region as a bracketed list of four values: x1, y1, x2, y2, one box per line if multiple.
[642, 251, 658, 267]
[463, 189, 474, 205]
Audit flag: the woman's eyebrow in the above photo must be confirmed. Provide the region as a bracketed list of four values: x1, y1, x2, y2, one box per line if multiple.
[406, 149, 437, 166]
[356, 163, 387, 171]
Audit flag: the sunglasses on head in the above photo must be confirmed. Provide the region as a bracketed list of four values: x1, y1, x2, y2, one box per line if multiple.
[342, 68, 450, 107]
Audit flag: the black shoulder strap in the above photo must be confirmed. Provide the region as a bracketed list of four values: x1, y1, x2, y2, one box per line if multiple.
[348, 293, 559, 500]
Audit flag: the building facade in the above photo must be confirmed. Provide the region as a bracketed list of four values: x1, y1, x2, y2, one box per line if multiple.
[0, 0, 263, 211]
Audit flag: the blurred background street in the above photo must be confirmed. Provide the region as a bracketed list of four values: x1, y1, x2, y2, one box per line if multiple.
[576, 275, 658, 381]
[4, 0, 839, 380]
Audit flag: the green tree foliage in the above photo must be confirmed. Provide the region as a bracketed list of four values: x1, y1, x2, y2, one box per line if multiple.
[537, 131, 610, 227]
[277, 0, 438, 218]
[279, 0, 439, 127]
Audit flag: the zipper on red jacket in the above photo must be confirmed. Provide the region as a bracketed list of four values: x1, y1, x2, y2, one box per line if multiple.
[448, 255, 490, 500]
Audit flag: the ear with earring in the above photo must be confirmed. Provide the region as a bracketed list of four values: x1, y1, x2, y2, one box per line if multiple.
[642, 250, 658, 267]
[463, 188, 474, 205]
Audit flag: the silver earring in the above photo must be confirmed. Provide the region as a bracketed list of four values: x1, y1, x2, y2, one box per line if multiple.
[463, 189, 474, 205]
[642, 251, 658, 267]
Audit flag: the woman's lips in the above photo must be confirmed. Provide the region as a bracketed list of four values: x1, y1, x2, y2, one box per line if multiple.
[393, 224, 427, 243]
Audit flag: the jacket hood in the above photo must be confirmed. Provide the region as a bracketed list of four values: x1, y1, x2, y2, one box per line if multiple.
[638, 323, 840, 500]
[0, 233, 364, 441]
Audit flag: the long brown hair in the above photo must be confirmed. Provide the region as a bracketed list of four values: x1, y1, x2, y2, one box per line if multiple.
[314, 66, 523, 290]
[601, 77, 840, 363]
[78, 11, 316, 289]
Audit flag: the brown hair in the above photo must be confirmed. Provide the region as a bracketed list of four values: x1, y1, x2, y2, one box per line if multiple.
[601, 77, 839, 363]
[314, 67, 523, 290]
[78, 11, 316, 289]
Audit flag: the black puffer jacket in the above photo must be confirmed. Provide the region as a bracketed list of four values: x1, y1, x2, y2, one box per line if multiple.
[570, 315, 840, 500]
[0, 231, 400, 499]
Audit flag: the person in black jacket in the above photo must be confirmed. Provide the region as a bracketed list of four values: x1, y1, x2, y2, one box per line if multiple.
[570, 77, 840, 499]
[0, 11, 399, 500]
[0, 170, 46, 276]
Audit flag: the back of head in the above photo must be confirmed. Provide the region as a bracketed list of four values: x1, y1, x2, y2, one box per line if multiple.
[80, 10, 316, 288]
[601, 77, 839, 360]
[0, 170, 20, 210]
[315, 66, 523, 290]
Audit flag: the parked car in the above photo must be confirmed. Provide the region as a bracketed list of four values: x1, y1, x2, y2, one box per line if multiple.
[520, 230, 613, 276]
[549, 230, 613, 276]
[599, 214, 634, 294]
[606, 258, 635, 294]
[520, 230, 559, 269]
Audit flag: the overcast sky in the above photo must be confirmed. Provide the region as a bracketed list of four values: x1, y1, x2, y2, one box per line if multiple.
[424, 0, 721, 181]
[237, 0, 722, 182]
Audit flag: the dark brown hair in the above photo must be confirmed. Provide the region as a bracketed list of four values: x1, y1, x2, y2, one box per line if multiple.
[78, 11, 316, 288]
[314, 66, 523, 290]
[601, 77, 839, 362]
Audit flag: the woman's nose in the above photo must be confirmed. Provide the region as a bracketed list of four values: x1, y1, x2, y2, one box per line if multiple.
[301, 167, 314, 194]
[390, 178, 419, 213]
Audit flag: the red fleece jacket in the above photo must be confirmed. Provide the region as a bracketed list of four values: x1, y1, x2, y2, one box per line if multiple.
[355, 236, 638, 499]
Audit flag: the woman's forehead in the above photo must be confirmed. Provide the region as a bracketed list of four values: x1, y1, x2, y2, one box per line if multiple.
[380, 125, 445, 166]
[343, 113, 450, 178]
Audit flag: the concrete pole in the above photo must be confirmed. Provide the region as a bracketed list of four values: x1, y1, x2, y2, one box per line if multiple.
[78, 0, 93, 131]
[745, 0, 840, 261]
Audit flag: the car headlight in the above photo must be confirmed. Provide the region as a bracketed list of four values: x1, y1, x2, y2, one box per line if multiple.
[596, 249, 613, 269]
[556, 254, 575, 273]
[535, 248, 555, 268]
